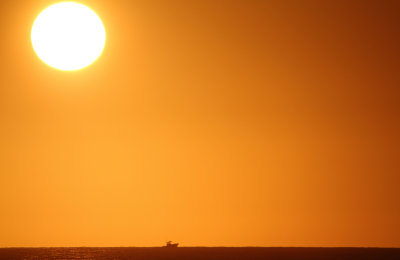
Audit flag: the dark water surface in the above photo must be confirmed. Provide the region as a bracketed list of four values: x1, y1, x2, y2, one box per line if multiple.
[0, 247, 399, 260]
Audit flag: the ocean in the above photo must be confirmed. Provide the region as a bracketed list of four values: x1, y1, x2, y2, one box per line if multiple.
[0, 247, 399, 260]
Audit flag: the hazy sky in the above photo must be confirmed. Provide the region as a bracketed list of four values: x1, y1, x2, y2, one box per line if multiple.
[0, 0, 399, 247]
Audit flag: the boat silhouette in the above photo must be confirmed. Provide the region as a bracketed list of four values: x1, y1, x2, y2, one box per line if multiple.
[164, 241, 179, 248]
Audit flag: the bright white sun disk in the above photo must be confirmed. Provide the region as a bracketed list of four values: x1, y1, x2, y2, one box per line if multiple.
[31, 2, 106, 71]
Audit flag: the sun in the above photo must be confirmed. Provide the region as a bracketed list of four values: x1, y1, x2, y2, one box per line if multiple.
[31, 2, 106, 71]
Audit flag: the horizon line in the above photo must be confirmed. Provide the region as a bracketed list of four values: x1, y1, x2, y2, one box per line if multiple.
[1, 246, 399, 249]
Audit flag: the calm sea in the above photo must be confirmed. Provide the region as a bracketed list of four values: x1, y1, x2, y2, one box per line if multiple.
[0, 247, 399, 260]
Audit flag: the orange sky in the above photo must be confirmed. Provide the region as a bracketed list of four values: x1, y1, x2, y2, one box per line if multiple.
[0, 0, 399, 247]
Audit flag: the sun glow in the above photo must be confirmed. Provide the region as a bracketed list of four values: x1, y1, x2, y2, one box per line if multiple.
[31, 2, 106, 71]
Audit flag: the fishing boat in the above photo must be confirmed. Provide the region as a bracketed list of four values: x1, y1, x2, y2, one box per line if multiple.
[164, 241, 179, 248]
